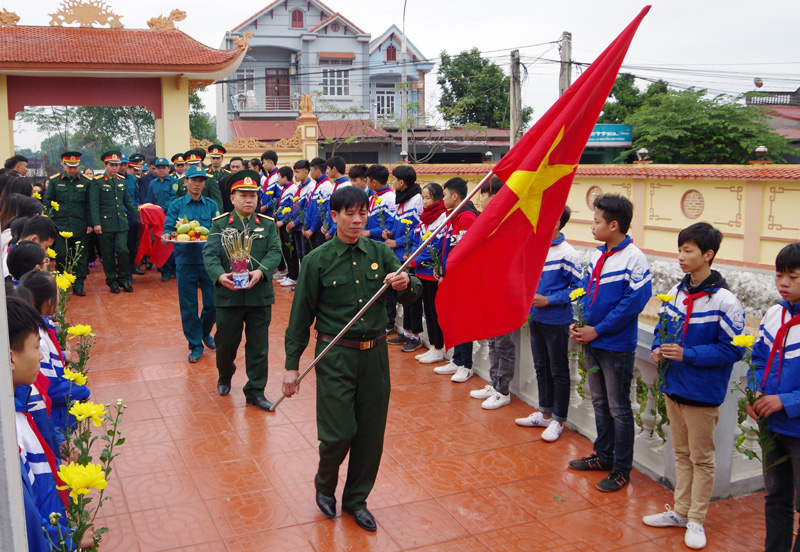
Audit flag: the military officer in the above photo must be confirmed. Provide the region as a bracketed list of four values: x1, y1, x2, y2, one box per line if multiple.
[171, 153, 187, 180]
[282, 185, 421, 532]
[202, 169, 281, 410]
[177, 149, 223, 211]
[89, 150, 140, 293]
[207, 144, 229, 181]
[43, 151, 92, 296]
[163, 165, 220, 362]
[120, 154, 144, 278]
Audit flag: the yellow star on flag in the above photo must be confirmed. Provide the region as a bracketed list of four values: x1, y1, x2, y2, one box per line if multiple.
[493, 127, 576, 234]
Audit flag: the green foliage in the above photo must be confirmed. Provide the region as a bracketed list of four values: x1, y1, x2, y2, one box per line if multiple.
[437, 48, 531, 129]
[597, 73, 667, 124]
[621, 88, 792, 163]
[189, 90, 218, 143]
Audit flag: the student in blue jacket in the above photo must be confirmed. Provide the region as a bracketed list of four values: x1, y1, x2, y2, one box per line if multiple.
[748, 242, 800, 552]
[642, 222, 744, 550]
[569, 194, 652, 493]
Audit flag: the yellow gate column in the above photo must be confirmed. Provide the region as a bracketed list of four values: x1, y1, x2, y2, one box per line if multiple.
[0, 76, 15, 160]
[157, 76, 190, 158]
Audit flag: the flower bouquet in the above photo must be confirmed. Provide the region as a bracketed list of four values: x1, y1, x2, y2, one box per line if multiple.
[219, 227, 261, 289]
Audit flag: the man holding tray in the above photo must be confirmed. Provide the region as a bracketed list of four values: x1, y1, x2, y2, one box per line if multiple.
[203, 169, 282, 410]
[163, 165, 221, 363]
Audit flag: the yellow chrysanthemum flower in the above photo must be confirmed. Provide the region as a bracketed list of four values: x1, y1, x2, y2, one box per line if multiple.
[50, 201, 60, 211]
[56, 462, 107, 502]
[63, 273, 76, 284]
[656, 294, 675, 303]
[266, 191, 274, 195]
[317, 199, 324, 204]
[281, 207, 291, 214]
[59, 231, 73, 239]
[422, 232, 432, 241]
[67, 324, 92, 338]
[46, 248, 57, 259]
[33, 192, 42, 200]
[732, 334, 756, 348]
[55, 275, 71, 291]
[69, 402, 107, 427]
[293, 196, 299, 202]
[374, 197, 383, 205]
[62, 367, 88, 387]
[401, 219, 412, 225]
[569, 288, 586, 301]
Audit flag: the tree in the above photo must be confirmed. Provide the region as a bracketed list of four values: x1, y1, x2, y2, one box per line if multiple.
[190, 90, 219, 143]
[597, 73, 668, 124]
[437, 48, 532, 129]
[622, 88, 792, 163]
[17, 106, 73, 152]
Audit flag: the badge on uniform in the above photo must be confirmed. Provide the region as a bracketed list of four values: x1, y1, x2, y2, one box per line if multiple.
[172, 184, 178, 190]
[371, 263, 378, 270]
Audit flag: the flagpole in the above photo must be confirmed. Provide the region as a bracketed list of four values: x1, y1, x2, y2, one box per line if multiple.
[269, 170, 495, 411]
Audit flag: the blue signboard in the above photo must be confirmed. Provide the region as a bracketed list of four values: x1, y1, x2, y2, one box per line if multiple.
[588, 124, 632, 147]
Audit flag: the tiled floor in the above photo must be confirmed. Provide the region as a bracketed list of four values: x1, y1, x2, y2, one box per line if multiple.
[71, 265, 767, 551]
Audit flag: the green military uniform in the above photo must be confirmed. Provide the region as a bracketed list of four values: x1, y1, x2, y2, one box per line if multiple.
[43, 151, 92, 293]
[284, 235, 420, 511]
[89, 152, 139, 289]
[203, 205, 281, 398]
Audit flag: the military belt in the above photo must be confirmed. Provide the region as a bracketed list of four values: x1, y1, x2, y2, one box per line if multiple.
[316, 331, 387, 351]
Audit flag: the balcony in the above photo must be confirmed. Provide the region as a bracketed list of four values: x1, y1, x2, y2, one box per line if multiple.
[229, 92, 297, 115]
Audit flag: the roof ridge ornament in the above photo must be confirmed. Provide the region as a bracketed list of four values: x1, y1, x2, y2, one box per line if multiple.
[232, 31, 254, 50]
[49, 0, 124, 28]
[147, 9, 187, 31]
[0, 8, 19, 27]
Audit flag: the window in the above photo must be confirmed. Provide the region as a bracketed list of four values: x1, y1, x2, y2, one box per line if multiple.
[235, 68, 255, 96]
[322, 69, 349, 96]
[386, 45, 397, 62]
[265, 68, 291, 110]
[375, 84, 395, 119]
[291, 9, 304, 28]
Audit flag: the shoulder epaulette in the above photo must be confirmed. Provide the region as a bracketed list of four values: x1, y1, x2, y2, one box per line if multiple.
[49, 174, 60, 181]
[94, 175, 105, 180]
[212, 212, 229, 221]
[256, 213, 274, 222]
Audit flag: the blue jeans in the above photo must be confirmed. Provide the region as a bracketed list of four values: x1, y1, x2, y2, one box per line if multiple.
[529, 321, 570, 422]
[453, 342, 473, 369]
[586, 345, 635, 474]
[764, 432, 800, 552]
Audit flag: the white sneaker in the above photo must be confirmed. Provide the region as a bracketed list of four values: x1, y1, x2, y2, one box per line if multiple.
[419, 349, 444, 364]
[273, 271, 286, 280]
[451, 366, 473, 383]
[470, 385, 495, 399]
[482, 392, 510, 410]
[433, 361, 457, 374]
[642, 505, 688, 528]
[541, 420, 564, 442]
[514, 412, 552, 427]
[415, 348, 432, 360]
[280, 278, 297, 287]
[684, 522, 706, 549]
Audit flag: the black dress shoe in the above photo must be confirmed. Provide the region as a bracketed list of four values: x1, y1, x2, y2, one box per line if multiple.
[109, 284, 120, 294]
[133, 267, 145, 275]
[245, 395, 274, 411]
[343, 506, 376, 532]
[145, 261, 153, 270]
[315, 490, 336, 518]
[121, 283, 134, 293]
[73, 288, 86, 297]
[217, 380, 231, 396]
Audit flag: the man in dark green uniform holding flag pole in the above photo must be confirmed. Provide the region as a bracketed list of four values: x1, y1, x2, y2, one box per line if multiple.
[282, 186, 421, 532]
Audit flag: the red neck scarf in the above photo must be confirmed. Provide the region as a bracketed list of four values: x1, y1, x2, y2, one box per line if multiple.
[420, 200, 446, 226]
[588, 244, 628, 306]
[682, 291, 710, 340]
[22, 411, 69, 506]
[761, 309, 800, 390]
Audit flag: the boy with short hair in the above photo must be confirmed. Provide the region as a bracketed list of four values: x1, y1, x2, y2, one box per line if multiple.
[515, 205, 581, 435]
[642, 222, 744, 549]
[322, 156, 350, 240]
[18, 216, 58, 250]
[303, 157, 332, 249]
[569, 194, 651, 492]
[289, 160, 313, 263]
[348, 164, 368, 191]
[748, 242, 800, 552]
[274, 166, 299, 287]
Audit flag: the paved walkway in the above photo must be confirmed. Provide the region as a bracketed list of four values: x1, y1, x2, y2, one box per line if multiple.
[71, 265, 767, 551]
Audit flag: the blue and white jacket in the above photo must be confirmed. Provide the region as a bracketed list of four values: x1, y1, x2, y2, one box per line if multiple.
[291, 178, 313, 229]
[276, 182, 298, 226]
[579, 236, 652, 352]
[365, 186, 395, 241]
[530, 234, 582, 325]
[386, 193, 423, 262]
[752, 301, 800, 438]
[261, 169, 281, 217]
[409, 210, 447, 281]
[40, 320, 90, 433]
[653, 272, 745, 405]
[305, 175, 333, 233]
[323, 178, 351, 237]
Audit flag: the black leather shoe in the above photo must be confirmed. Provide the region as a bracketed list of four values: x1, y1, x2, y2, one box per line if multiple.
[343, 506, 376, 532]
[245, 395, 274, 411]
[121, 283, 134, 293]
[109, 284, 120, 294]
[73, 288, 86, 297]
[145, 261, 153, 270]
[217, 380, 231, 396]
[133, 267, 145, 275]
[315, 490, 336, 518]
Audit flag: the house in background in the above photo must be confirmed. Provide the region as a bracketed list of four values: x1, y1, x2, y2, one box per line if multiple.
[746, 86, 800, 163]
[215, 0, 434, 158]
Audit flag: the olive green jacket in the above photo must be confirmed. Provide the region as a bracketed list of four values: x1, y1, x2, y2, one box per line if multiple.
[43, 172, 92, 232]
[89, 173, 138, 233]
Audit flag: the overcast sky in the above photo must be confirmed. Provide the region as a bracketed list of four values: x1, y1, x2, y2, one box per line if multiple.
[10, 0, 800, 150]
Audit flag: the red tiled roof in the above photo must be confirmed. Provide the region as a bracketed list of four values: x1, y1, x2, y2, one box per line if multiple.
[317, 51, 355, 60]
[229, 119, 390, 142]
[758, 105, 800, 122]
[778, 129, 800, 140]
[308, 12, 365, 35]
[0, 26, 241, 73]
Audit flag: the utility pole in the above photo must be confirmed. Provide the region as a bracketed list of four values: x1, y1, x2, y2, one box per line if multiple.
[559, 31, 572, 96]
[509, 49, 522, 147]
[400, 0, 409, 159]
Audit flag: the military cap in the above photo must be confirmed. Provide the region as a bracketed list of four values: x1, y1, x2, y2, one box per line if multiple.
[61, 151, 82, 167]
[184, 150, 204, 165]
[171, 153, 186, 164]
[208, 144, 226, 157]
[185, 165, 208, 180]
[101, 150, 123, 164]
[154, 157, 170, 167]
[129, 154, 145, 169]
[119, 153, 129, 164]
[229, 169, 261, 193]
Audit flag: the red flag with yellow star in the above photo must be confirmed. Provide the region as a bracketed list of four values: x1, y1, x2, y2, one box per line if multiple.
[436, 7, 650, 348]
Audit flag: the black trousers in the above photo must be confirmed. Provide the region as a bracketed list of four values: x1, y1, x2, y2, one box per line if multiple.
[420, 279, 444, 349]
[279, 225, 299, 280]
